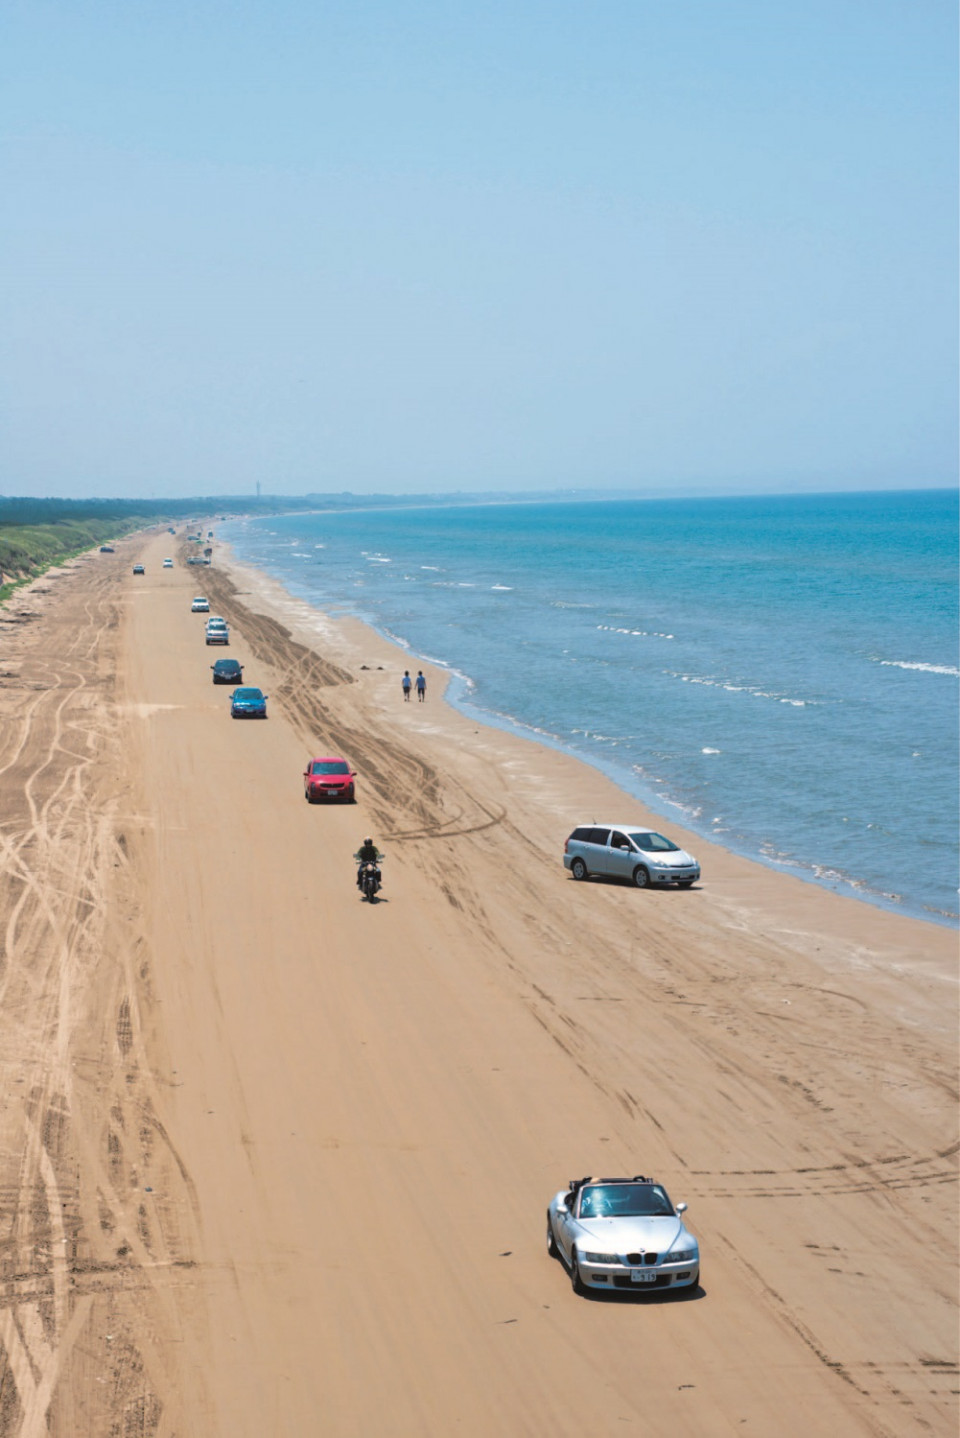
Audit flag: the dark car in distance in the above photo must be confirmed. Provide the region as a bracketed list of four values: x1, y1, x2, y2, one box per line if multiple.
[132, 564, 145, 575]
[211, 658, 244, 684]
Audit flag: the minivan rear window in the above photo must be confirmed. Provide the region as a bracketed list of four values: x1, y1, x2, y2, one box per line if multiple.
[569, 827, 611, 845]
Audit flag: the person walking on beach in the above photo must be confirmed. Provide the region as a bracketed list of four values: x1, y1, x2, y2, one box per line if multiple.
[415, 670, 426, 703]
[402, 670, 412, 702]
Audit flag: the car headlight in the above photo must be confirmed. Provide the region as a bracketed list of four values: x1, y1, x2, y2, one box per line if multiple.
[582, 1251, 619, 1265]
[669, 1247, 698, 1263]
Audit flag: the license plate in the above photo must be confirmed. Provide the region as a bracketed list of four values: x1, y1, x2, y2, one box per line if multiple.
[630, 1270, 656, 1283]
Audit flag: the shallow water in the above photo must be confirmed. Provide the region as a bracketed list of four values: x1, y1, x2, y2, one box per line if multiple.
[221, 490, 959, 925]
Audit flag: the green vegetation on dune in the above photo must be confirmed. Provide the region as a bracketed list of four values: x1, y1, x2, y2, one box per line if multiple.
[0, 518, 147, 600]
[0, 496, 316, 598]
[0, 497, 239, 598]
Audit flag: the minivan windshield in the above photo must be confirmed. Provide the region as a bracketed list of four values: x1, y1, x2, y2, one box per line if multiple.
[629, 832, 679, 852]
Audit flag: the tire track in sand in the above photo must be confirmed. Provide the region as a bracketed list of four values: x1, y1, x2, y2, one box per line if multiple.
[0, 556, 202, 1437]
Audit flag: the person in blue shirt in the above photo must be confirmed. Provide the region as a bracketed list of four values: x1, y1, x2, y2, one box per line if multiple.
[401, 670, 412, 702]
[415, 671, 426, 702]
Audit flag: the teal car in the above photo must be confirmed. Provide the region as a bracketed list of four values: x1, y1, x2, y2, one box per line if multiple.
[230, 686, 268, 719]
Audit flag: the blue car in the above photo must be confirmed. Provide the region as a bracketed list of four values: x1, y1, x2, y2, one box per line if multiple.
[230, 686, 268, 719]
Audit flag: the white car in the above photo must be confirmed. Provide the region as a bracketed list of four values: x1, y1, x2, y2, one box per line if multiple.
[205, 618, 229, 646]
[564, 824, 700, 888]
[191, 597, 210, 612]
[162, 557, 174, 568]
[547, 1175, 700, 1295]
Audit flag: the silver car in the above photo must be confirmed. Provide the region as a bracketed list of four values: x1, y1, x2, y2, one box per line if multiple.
[563, 823, 700, 888]
[205, 618, 229, 646]
[547, 1176, 700, 1294]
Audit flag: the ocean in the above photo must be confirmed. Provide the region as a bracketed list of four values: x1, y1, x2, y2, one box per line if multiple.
[219, 490, 959, 926]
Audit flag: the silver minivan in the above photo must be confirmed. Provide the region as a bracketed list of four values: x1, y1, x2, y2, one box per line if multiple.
[564, 823, 700, 888]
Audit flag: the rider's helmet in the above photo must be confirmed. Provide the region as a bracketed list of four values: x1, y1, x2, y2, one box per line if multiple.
[364, 836, 372, 845]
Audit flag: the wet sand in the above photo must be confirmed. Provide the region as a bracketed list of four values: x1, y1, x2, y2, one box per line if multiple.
[0, 529, 955, 1436]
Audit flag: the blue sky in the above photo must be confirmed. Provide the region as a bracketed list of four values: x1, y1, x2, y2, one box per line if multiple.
[2, 0, 956, 497]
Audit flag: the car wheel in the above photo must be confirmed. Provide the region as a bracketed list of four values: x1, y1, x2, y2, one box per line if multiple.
[633, 866, 650, 888]
[677, 880, 694, 888]
[571, 857, 588, 881]
[570, 1250, 586, 1295]
[546, 1212, 559, 1258]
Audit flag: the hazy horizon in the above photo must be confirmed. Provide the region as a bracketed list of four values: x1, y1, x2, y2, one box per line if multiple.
[2, 481, 957, 510]
[3, 1, 956, 500]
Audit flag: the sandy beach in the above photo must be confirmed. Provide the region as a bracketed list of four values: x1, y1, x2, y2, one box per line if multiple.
[0, 528, 956, 1437]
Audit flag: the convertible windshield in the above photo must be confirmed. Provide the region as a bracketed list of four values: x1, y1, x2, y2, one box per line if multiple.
[628, 832, 678, 853]
[578, 1184, 674, 1219]
[312, 761, 350, 775]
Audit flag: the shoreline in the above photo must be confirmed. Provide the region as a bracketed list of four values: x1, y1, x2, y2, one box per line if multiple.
[215, 536, 960, 939]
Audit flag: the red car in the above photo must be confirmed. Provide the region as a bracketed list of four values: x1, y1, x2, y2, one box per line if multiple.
[303, 757, 357, 803]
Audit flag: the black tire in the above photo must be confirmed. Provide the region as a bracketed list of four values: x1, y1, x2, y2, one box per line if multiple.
[570, 1250, 585, 1295]
[677, 880, 694, 889]
[633, 866, 650, 888]
[546, 1213, 558, 1258]
[571, 857, 588, 881]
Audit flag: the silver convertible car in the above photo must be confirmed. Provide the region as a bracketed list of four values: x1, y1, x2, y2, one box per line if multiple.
[547, 1175, 700, 1294]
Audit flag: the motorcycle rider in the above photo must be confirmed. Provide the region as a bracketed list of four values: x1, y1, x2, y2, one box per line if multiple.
[354, 836, 382, 890]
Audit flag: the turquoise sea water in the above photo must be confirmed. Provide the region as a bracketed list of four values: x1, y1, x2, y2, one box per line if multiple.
[220, 490, 959, 925]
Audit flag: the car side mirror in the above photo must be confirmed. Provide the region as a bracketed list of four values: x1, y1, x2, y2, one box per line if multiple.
[676, 1202, 687, 1214]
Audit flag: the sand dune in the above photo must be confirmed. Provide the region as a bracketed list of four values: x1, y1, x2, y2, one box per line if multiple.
[0, 532, 955, 1436]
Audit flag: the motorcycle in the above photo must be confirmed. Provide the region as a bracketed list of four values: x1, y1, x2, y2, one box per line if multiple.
[358, 857, 383, 902]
